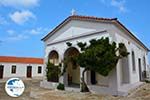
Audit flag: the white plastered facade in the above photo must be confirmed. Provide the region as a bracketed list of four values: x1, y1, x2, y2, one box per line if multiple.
[41, 18, 149, 96]
[0, 62, 44, 79]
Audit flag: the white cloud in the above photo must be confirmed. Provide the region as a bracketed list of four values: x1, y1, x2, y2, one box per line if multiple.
[30, 27, 43, 35]
[99, 0, 127, 13]
[28, 27, 50, 35]
[6, 34, 28, 41]
[3, 27, 49, 42]
[3, 30, 29, 42]
[9, 10, 36, 25]
[7, 33, 28, 41]
[0, 0, 39, 8]
[111, 0, 127, 12]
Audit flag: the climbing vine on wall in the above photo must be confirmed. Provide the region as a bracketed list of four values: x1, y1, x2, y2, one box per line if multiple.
[46, 61, 61, 82]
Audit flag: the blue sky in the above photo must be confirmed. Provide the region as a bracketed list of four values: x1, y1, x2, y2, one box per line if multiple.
[0, 0, 150, 62]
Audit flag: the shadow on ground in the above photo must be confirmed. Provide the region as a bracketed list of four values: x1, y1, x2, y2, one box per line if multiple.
[0, 79, 150, 100]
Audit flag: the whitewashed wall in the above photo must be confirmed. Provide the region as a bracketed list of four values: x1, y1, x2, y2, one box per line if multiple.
[43, 19, 149, 95]
[0, 62, 44, 79]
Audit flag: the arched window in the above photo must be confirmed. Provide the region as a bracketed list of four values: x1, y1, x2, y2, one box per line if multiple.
[47, 50, 59, 82]
[48, 50, 59, 65]
[132, 51, 136, 71]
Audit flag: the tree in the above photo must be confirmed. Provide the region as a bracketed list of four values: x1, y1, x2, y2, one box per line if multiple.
[46, 61, 61, 82]
[65, 37, 129, 92]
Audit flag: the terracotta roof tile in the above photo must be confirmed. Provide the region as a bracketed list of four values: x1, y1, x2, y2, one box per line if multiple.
[0, 56, 43, 64]
[41, 15, 117, 41]
[69, 15, 117, 21]
[41, 15, 149, 51]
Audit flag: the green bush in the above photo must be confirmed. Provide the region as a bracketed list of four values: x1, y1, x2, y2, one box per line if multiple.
[57, 83, 65, 90]
[46, 61, 61, 82]
[145, 80, 150, 83]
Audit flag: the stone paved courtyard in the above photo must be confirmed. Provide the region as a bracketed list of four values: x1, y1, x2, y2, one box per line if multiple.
[0, 79, 150, 100]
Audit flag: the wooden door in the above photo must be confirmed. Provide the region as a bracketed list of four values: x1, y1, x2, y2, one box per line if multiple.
[27, 66, 32, 78]
[138, 58, 142, 81]
[91, 71, 96, 85]
[0, 65, 4, 79]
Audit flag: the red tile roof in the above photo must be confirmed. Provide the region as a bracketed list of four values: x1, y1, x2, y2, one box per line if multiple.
[0, 56, 43, 64]
[70, 15, 117, 21]
[42, 15, 149, 51]
[42, 15, 117, 41]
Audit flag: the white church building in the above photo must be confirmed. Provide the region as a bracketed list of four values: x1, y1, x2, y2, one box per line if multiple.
[40, 15, 149, 96]
[0, 56, 44, 80]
